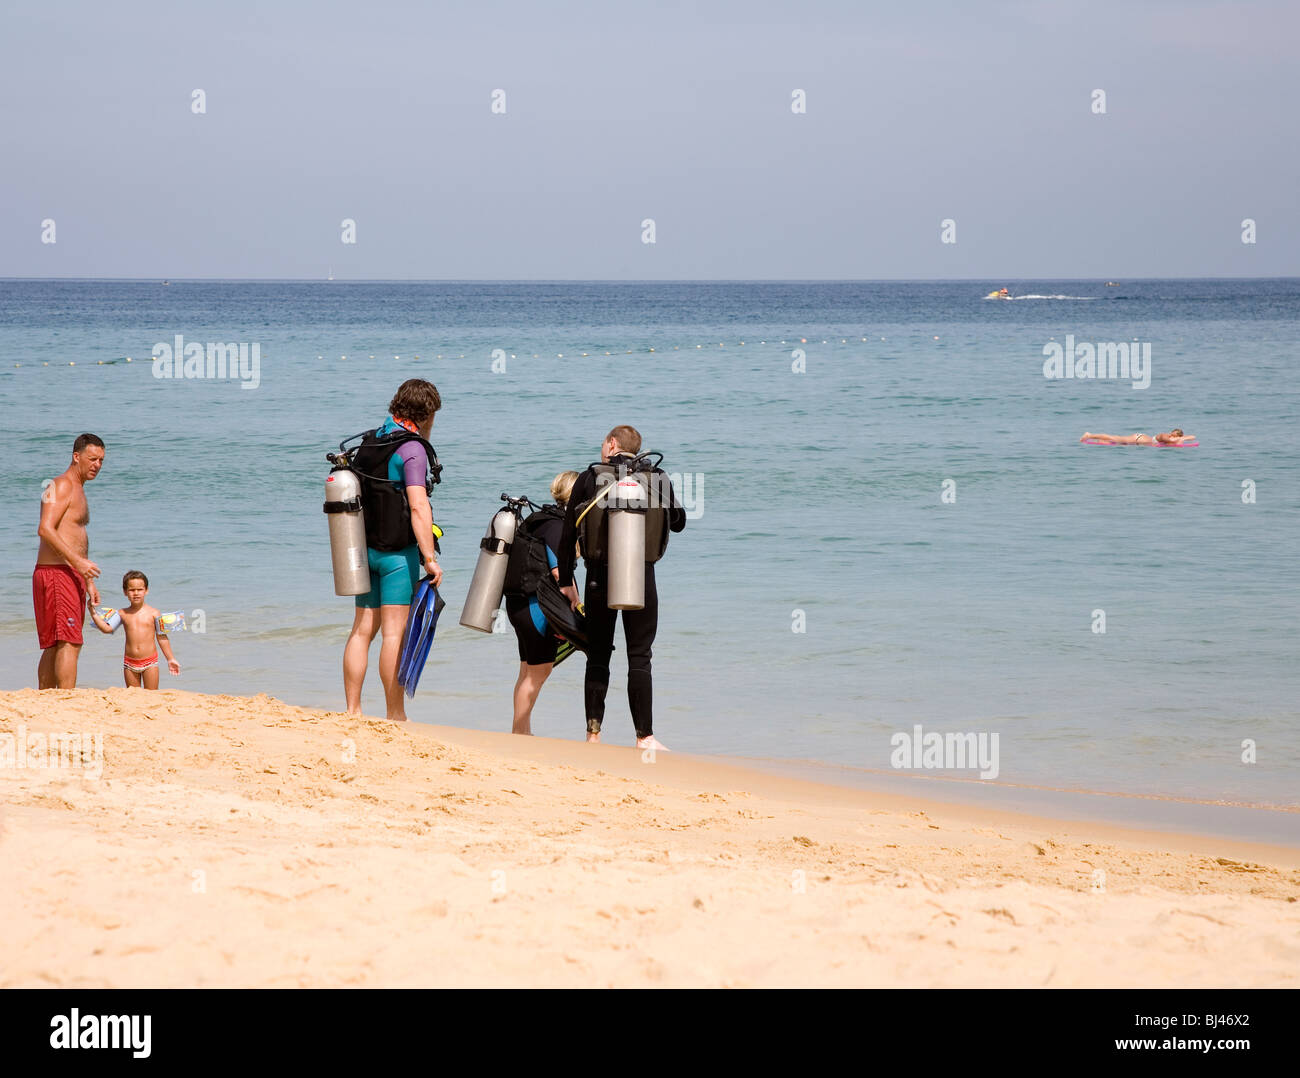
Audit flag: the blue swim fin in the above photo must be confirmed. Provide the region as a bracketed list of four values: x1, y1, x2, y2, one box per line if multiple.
[396, 578, 433, 688]
[399, 579, 445, 697]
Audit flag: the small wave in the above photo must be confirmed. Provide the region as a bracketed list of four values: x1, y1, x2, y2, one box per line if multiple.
[250, 624, 343, 643]
[1010, 294, 1098, 301]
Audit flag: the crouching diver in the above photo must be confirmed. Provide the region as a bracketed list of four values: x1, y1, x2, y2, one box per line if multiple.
[558, 425, 686, 749]
[502, 471, 579, 735]
[340, 378, 444, 721]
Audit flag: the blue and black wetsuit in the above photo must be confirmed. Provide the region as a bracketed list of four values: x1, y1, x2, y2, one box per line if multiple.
[504, 512, 564, 665]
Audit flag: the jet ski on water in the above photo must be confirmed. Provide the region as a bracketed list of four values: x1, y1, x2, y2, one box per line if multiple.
[985, 287, 1012, 300]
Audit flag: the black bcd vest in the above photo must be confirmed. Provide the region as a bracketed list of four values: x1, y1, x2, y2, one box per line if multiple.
[502, 503, 565, 597]
[347, 428, 439, 552]
[576, 460, 670, 565]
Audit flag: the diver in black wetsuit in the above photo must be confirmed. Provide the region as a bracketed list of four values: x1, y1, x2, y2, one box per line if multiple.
[502, 470, 578, 735]
[557, 425, 686, 749]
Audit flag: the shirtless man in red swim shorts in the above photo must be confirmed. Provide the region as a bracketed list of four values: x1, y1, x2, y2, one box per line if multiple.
[34, 433, 106, 688]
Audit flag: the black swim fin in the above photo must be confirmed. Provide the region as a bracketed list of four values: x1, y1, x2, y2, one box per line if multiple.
[535, 575, 589, 652]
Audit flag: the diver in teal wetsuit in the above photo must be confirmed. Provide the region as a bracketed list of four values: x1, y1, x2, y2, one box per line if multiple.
[342, 379, 443, 722]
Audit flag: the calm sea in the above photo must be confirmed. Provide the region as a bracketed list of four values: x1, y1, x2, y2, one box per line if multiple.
[2, 279, 1297, 809]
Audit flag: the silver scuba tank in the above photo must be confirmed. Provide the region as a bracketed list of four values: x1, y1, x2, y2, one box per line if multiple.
[459, 500, 520, 633]
[324, 462, 371, 596]
[607, 475, 648, 610]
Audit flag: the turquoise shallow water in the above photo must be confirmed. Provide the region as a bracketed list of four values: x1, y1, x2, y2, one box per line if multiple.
[2, 279, 1297, 808]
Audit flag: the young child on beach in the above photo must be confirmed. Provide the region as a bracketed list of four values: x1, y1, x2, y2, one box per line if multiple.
[89, 571, 181, 689]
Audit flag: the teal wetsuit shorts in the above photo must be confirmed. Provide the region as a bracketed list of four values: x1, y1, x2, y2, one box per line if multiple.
[355, 544, 421, 609]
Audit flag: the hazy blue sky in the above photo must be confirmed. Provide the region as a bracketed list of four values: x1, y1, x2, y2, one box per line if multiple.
[2, 0, 1295, 279]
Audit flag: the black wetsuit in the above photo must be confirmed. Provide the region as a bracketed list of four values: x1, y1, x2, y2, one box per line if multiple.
[557, 455, 687, 739]
[505, 511, 565, 666]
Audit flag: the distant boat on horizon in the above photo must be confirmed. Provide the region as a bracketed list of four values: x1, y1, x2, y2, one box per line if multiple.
[327, 267, 334, 281]
[1105, 281, 1119, 286]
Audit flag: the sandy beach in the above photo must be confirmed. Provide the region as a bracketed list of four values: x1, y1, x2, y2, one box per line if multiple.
[2, 687, 1297, 988]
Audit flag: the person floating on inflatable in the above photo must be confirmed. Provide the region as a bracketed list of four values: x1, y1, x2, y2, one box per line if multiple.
[1080, 429, 1197, 446]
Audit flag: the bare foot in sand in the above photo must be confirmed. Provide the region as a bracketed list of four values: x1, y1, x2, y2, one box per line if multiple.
[586, 731, 600, 744]
[636, 735, 669, 752]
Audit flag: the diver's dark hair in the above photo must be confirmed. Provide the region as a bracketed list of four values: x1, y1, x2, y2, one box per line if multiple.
[606, 425, 642, 455]
[73, 433, 105, 454]
[122, 570, 149, 591]
[389, 380, 442, 425]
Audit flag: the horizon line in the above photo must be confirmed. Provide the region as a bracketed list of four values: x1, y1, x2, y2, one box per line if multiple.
[2, 275, 1297, 284]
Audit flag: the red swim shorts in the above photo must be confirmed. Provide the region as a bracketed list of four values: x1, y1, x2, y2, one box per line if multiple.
[33, 564, 86, 649]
